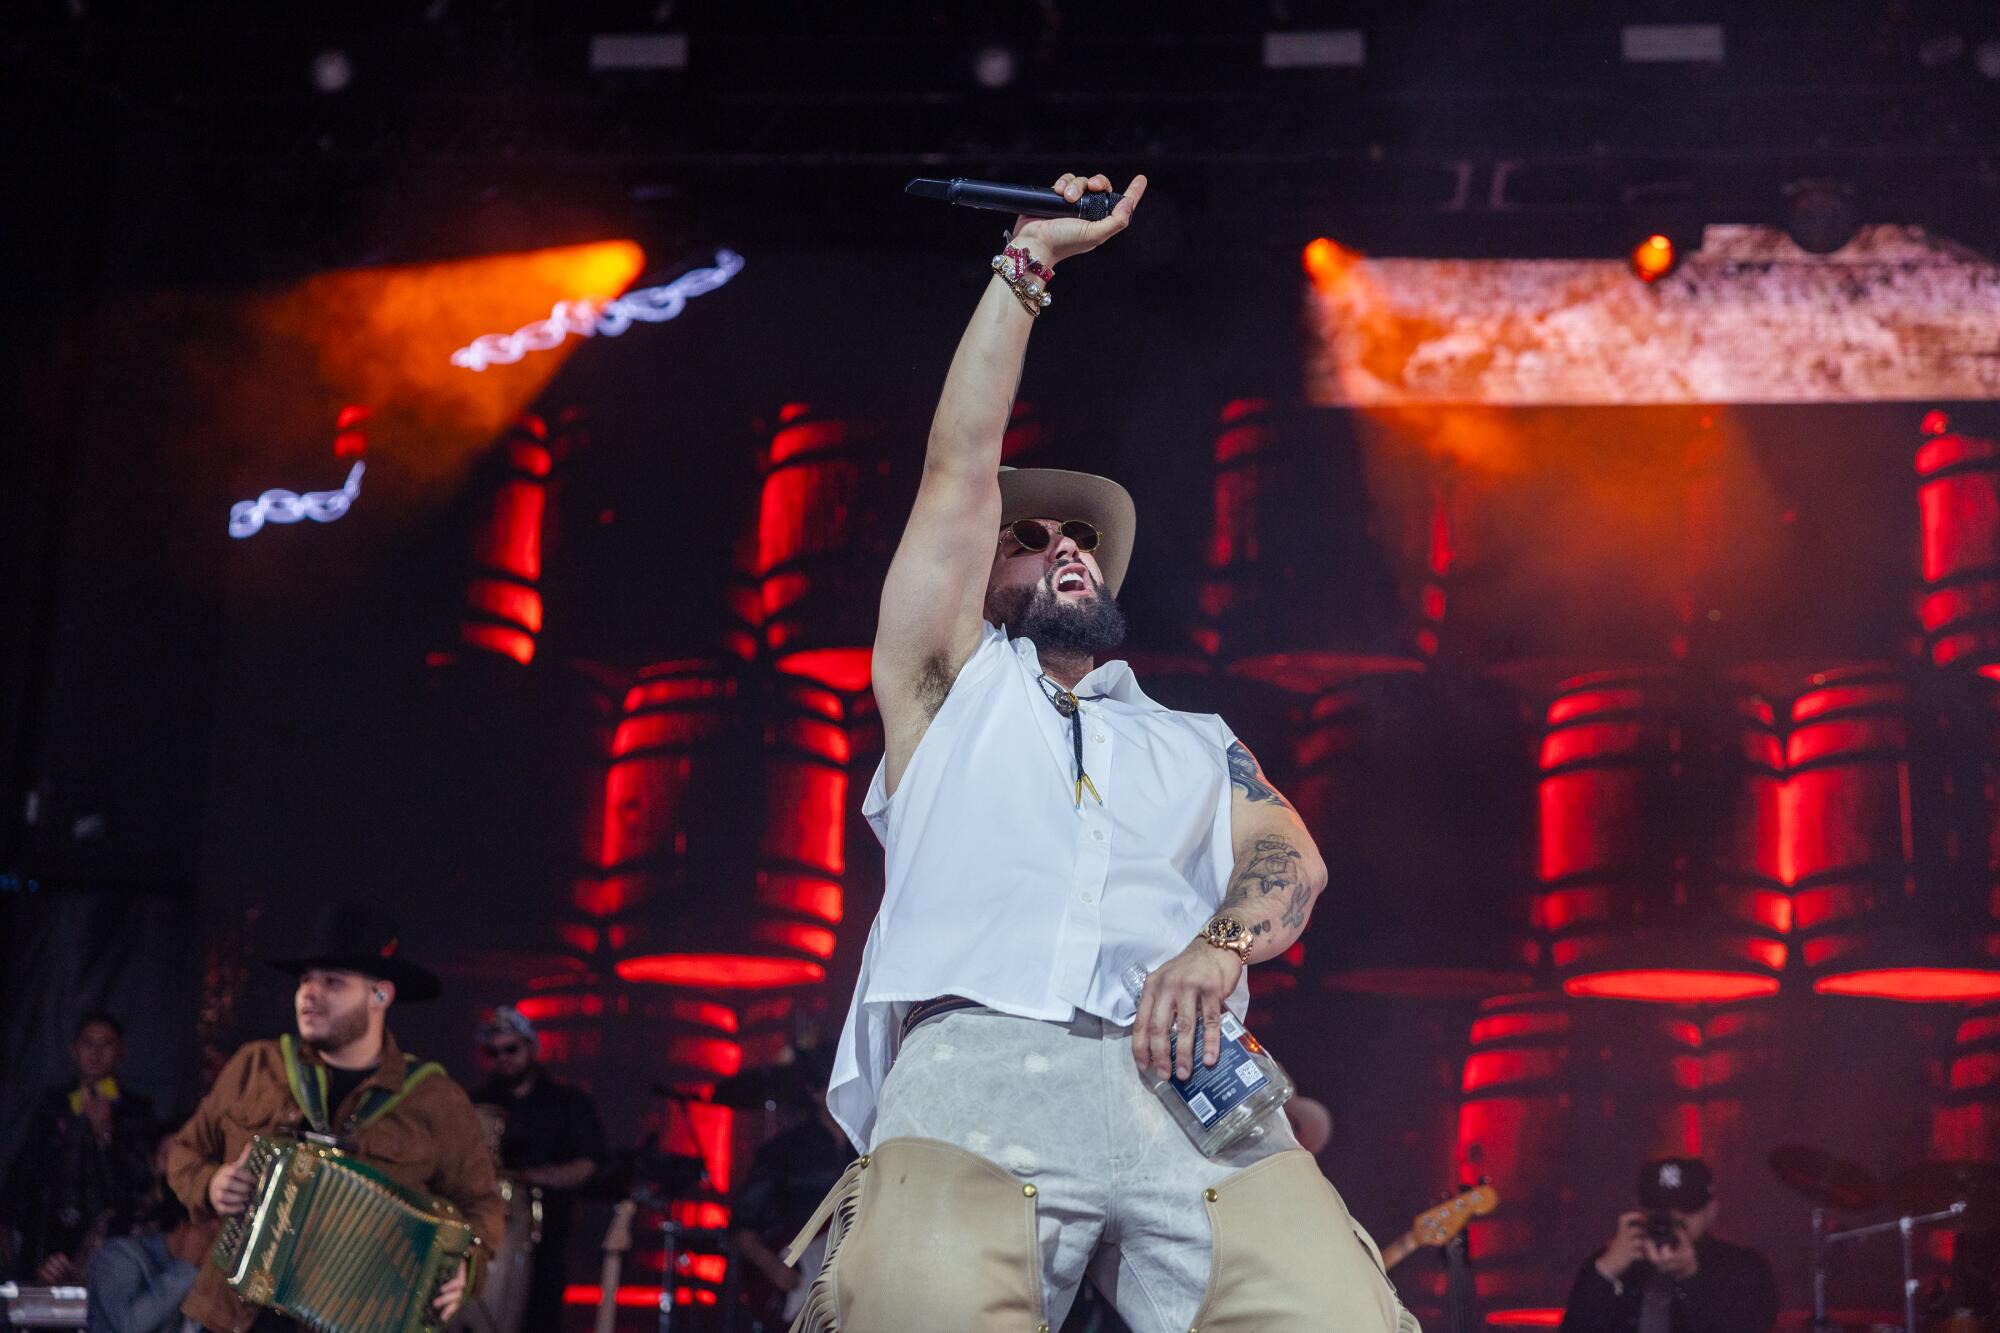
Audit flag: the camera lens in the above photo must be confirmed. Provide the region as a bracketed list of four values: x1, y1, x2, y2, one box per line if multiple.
[1643, 1211, 1678, 1246]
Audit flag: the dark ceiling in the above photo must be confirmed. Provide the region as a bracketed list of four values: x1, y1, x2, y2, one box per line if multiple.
[12, 0, 2000, 293]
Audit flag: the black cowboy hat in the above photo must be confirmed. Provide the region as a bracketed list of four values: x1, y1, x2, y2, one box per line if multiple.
[269, 901, 441, 1003]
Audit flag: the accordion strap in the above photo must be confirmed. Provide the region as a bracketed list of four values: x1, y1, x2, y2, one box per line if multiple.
[281, 1034, 447, 1137]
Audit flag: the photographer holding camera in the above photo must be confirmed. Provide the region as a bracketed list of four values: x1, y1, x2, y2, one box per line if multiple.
[1559, 1157, 1777, 1333]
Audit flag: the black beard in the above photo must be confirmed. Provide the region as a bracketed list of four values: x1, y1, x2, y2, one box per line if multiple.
[304, 1000, 370, 1053]
[988, 573, 1128, 657]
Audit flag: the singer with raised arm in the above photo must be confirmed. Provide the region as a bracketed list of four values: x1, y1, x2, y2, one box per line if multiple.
[778, 172, 1414, 1333]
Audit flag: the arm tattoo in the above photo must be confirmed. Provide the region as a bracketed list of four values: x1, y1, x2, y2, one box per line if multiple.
[1226, 740, 1294, 810]
[1280, 879, 1312, 931]
[1222, 834, 1313, 931]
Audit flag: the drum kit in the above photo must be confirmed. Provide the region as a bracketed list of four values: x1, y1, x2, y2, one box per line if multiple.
[590, 1072, 797, 1333]
[448, 1103, 542, 1333]
[452, 1097, 720, 1333]
[1769, 1145, 1999, 1333]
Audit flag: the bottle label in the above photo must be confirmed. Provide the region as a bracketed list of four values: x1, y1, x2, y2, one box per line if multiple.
[1168, 1013, 1268, 1126]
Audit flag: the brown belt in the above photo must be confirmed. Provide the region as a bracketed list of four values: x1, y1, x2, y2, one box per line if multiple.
[900, 994, 982, 1041]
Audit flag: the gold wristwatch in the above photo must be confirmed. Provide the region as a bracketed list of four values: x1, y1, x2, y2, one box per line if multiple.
[1200, 917, 1254, 964]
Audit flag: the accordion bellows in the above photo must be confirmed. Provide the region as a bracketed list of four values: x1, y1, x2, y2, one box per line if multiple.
[214, 1135, 473, 1333]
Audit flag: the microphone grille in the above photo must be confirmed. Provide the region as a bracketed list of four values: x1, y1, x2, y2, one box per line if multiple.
[1078, 193, 1122, 222]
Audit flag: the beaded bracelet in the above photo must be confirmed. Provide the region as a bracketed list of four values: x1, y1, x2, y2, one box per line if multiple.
[990, 251, 1053, 315]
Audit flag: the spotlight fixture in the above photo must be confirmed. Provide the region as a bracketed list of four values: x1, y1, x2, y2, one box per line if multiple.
[1784, 179, 1860, 255]
[1918, 32, 1967, 68]
[310, 49, 353, 93]
[1619, 181, 1702, 283]
[1262, 30, 1366, 69]
[1301, 235, 1362, 291]
[1630, 233, 1678, 283]
[588, 32, 689, 71]
[971, 44, 1018, 89]
[1975, 37, 2000, 80]
[1620, 24, 1725, 63]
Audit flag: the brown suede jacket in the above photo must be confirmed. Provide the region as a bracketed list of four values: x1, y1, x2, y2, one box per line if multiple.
[166, 1032, 505, 1333]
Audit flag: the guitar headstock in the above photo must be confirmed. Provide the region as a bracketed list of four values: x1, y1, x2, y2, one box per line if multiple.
[602, 1200, 638, 1255]
[1410, 1184, 1499, 1249]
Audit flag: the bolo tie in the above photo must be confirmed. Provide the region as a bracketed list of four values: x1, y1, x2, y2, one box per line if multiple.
[1037, 673, 1103, 808]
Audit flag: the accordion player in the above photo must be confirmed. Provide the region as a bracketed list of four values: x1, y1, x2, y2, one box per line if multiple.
[167, 905, 506, 1333]
[213, 1135, 474, 1333]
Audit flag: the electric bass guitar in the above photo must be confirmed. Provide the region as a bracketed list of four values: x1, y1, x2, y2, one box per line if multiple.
[594, 1200, 637, 1333]
[1377, 1183, 1498, 1273]
[1378, 1184, 1498, 1333]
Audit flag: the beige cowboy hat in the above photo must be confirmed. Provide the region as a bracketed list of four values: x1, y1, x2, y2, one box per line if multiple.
[997, 466, 1137, 596]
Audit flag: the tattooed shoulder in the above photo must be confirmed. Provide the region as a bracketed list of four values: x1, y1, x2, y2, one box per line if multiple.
[1225, 740, 1293, 808]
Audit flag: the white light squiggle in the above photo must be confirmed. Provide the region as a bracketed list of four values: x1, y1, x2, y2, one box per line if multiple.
[229, 461, 366, 539]
[450, 249, 745, 371]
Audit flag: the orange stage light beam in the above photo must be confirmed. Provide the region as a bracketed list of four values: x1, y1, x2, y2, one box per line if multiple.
[247, 240, 647, 498]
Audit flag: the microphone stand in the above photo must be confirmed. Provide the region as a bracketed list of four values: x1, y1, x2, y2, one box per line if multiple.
[641, 1085, 733, 1333]
[658, 1205, 684, 1333]
[628, 1183, 685, 1333]
[1810, 1207, 1829, 1333]
[1813, 1201, 1966, 1333]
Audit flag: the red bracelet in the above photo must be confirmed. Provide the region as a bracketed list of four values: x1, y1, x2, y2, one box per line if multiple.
[1003, 245, 1054, 283]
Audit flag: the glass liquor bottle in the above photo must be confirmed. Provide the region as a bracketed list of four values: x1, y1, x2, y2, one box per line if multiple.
[1122, 964, 1295, 1157]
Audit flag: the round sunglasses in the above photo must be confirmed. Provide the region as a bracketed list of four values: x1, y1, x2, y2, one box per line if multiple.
[1004, 518, 1101, 554]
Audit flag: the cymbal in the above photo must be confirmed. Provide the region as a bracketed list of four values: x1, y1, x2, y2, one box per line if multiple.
[1887, 1160, 2000, 1227]
[1768, 1144, 1882, 1210]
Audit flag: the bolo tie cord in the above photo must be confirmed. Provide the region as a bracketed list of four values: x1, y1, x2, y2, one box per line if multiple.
[1038, 674, 1103, 808]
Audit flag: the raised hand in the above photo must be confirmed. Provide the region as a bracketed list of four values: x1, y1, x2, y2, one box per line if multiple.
[1010, 173, 1147, 267]
[1595, 1212, 1647, 1282]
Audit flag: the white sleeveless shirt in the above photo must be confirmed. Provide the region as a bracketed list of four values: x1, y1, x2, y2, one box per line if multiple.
[828, 620, 1248, 1148]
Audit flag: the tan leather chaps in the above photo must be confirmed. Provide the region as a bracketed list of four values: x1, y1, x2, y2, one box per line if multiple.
[783, 1137, 1416, 1333]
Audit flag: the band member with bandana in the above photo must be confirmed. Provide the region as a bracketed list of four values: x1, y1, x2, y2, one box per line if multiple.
[470, 1006, 605, 1333]
[782, 172, 1412, 1332]
[166, 902, 505, 1333]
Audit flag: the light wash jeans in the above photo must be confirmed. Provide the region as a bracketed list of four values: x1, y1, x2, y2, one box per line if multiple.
[871, 1006, 1402, 1333]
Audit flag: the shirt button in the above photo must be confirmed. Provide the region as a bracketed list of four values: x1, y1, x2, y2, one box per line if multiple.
[1093, 733, 1107, 744]
[1080, 891, 1095, 903]
[1091, 829, 1106, 842]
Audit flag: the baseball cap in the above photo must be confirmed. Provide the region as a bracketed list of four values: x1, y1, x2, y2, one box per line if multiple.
[1638, 1156, 1715, 1211]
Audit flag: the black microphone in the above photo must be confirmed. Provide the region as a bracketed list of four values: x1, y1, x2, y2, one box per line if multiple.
[905, 177, 1123, 221]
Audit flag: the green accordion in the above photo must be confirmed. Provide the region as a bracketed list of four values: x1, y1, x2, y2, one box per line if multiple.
[213, 1135, 474, 1333]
